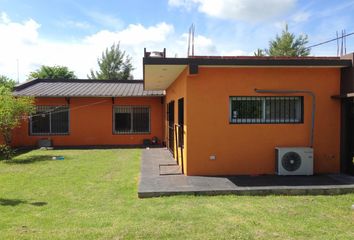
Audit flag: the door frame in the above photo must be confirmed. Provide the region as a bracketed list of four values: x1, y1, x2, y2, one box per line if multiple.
[178, 98, 184, 173]
[167, 101, 175, 157]
[340, 98, 354, 175]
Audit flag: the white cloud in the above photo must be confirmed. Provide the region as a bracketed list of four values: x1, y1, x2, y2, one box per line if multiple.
[274, 21, 287, 30]
[58, 20, 92, 29]
[176, 33, 218, 56]
[0, 12, 234, 82]
[1, 12, 11, 23]
[168, 0, 195, 10]
[85, 10, 124, 30]
[0, 13, 41, 81]
[0, 12, 252, 82]
[169, 0, 296, 21]
[85, 23, 174, 46]
[291, 11, 310, 23]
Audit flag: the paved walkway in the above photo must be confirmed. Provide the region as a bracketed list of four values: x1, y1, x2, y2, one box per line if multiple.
[138, 148, 354, 198]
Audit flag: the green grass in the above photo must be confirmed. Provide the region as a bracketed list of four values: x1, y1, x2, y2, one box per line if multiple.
[0, 149, 353, 240]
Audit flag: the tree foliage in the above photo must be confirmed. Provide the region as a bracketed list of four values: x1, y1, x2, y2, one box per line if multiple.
[0, 75, 16, 89]
[28, 65, 77, 81]
[89, 43, 134, 80]
[254, 48, 266, 57]
[267, 24, 310, 56]
[254, 24, 310, 57]
[0, 86, 34, 159]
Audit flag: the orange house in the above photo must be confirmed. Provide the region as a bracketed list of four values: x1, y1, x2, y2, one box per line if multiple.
[10, 52, 354, 177]
[143, 50, 354, 176]
[12, 79, 164, 147]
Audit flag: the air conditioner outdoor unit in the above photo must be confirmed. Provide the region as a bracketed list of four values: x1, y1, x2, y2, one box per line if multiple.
[275, 147, 314, 175]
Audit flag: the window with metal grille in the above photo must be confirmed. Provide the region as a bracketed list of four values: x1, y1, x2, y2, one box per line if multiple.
[230, 96, 303, 124]
[30, 105, 69, 135]
[113, 106, 150, 134]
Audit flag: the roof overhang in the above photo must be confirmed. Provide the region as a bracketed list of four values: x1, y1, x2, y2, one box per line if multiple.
[143, 57, 353, 90]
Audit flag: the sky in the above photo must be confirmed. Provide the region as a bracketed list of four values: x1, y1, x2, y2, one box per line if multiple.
[1, 0, 354, 82]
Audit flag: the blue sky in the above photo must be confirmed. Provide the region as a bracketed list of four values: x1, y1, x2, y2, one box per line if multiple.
[1, 0, 354, 82]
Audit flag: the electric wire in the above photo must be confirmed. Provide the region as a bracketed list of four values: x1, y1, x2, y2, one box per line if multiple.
[306, 31, 354, 49]
[21, 99, 110, 120]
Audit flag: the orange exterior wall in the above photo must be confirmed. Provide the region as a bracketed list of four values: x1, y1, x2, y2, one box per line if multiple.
[12, 97, 163, 147]
[165, 68, 188, 172]
[182, 67, 341, 176]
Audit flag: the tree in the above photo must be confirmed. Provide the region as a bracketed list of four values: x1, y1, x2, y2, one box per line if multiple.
[266, 24, 310, 57]
[28, 65, 77, 81]
[0, 75, 16, 89]
[89, 43, 134, 80]
[254, 48, 266, 57]
[0, 86, 34, 159]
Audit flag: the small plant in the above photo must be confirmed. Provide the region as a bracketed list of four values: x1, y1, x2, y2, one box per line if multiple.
[0, 83, 34, 161]
[0, 144, 15, 160]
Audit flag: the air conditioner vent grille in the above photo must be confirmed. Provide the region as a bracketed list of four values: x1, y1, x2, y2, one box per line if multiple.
[275, 147, 313, 175]
[281, 151, 302, 172]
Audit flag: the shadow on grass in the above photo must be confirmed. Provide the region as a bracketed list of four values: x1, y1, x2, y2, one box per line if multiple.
[0, 198, 47, 207]
[0, 148, 35, 162]
[4, 155, 54, 164]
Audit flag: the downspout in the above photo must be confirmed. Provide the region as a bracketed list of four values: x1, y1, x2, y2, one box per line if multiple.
[254, 89, 316, 148]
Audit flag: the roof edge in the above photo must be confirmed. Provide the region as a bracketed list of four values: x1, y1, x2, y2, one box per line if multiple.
[143, 57, 353, 67]
[12, 94, 165, 98]
[14, 79, 144, 91]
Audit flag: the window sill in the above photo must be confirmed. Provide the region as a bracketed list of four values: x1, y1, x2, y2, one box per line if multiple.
[113, 132, 151, 135]
[29, 133, 70, 136]
[229, 122, 304, 125]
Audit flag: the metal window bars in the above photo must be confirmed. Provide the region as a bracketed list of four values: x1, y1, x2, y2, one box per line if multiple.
[230, 96, 303, 124]
[114, 106, 150, 134]
[30, 105, 69, 135]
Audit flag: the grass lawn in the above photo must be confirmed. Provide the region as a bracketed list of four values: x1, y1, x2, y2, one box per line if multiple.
[0, 149, 353, 240]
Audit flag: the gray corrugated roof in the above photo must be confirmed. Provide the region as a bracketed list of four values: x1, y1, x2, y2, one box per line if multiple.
[13, 79, 165, 97]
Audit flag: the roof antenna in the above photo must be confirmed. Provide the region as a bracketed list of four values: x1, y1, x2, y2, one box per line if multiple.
[16, 58, 19, 84]
[341, 30, 344, 56]
[187, 23, 195, 57]
[336, 31, 339, 56]
[344, 29, 347, 55]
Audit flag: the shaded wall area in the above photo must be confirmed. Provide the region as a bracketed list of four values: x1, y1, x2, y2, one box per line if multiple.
[165, 68, 188, 173]
[340, 53, 354, 174]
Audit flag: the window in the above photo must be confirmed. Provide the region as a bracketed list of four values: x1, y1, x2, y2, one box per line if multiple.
[230, 96, 303, 124]
[30, 105, 69, 135]
[114, 106, 150, 134]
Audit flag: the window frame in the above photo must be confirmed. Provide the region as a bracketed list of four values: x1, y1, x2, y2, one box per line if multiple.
[113, 105, 151, 135]
[29, 105, 70, 136]
[229, 96, 304, 124]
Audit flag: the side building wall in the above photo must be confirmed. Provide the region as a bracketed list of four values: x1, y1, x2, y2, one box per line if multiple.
[12, 97, 164, 147]
[185, 67, 341, 176]
[165, 68, 188, 173]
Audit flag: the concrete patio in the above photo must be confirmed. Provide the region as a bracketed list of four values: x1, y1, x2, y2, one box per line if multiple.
[138, 148, 354, 198]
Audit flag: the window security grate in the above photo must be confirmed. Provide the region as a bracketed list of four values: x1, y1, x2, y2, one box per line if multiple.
[114, 106, 150, 134]
[30, 105, 69, 135]
[230, 96, 303, 124]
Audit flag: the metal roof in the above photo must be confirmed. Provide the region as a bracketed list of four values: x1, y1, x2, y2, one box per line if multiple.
[13, 79, 165, 97]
